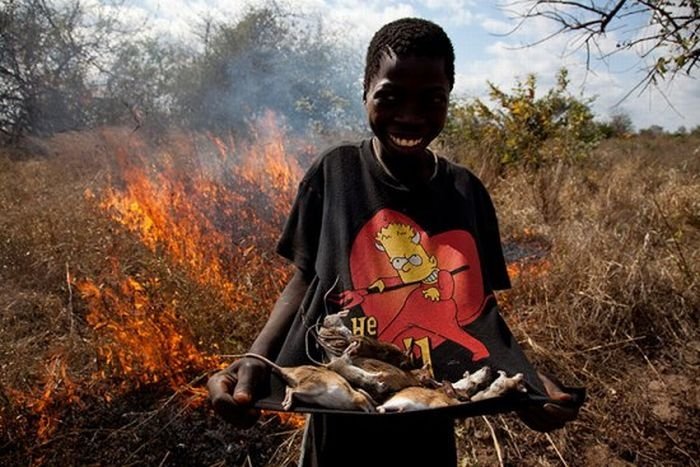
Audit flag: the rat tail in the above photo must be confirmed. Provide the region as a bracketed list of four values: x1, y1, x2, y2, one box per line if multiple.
[220, 352, 298, 387]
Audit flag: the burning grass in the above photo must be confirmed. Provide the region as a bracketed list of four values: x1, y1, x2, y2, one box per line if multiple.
[1, 127, 698, 465]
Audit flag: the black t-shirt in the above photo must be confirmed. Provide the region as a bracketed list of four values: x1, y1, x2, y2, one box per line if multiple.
[275, 140, 544, 466]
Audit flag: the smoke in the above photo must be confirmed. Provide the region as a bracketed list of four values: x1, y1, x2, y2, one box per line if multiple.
[189, 9, 367, 140]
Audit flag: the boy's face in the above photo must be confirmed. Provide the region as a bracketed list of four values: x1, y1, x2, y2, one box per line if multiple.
[364, 52, 450, 158]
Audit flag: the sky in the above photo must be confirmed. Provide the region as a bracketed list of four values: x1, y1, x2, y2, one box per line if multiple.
[123, 0, 700, 132]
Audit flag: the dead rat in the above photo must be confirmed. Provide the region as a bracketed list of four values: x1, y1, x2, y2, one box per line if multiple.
[347, 335, 416, 369]
[470, 371, 527, 401]
[316, 310, 355, 358]
[447, 366, 493, 401]
[320, 309, 353, 337]
[235, 353, 375, 412]
[316, 312, 415, 369]
[377, 386, 459, 413]
[324, 342, 425, 400]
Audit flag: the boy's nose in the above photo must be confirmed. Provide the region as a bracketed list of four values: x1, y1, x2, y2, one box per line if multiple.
[395, 101, 426, 124]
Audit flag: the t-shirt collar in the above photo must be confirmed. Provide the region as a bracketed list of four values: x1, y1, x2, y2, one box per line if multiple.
[368, 137, 441, 189]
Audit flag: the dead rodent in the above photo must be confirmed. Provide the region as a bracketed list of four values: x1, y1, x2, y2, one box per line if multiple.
[377, 387, 459, 413]
[346, 335, 415, 369]
[320, 309, 353, 337]
[317, 311, 414, 369]
[446, 366, 493, 401]
[237, 353, 375, 412]
[325, 349, 423, 400]
[470, 371, 527, 401]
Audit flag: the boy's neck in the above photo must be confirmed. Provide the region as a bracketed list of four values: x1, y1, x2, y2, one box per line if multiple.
[371, 137, 437, 186]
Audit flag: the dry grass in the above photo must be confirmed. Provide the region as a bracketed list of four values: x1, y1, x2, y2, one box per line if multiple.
[0, 129, 698, 466]
[469, 134, 700, 466]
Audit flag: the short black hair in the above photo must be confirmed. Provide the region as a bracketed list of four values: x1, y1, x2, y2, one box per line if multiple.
[363, 17, 455, 99]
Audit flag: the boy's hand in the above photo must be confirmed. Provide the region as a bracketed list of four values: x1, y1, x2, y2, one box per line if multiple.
[207, 357, 268, 428]
[517, 372, 582, 432]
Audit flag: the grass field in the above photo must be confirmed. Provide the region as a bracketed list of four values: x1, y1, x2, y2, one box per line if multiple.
[0, 126, 698, 466]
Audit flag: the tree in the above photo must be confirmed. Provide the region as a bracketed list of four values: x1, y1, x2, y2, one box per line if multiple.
[0, 0, 129, 141]
[509, 1, 700, 94]
[95, 38, 191, 130]
[598, 111, 634, 137]
[172, 6, 363, 135]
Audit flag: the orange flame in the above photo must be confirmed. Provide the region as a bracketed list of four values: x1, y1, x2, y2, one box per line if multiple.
[77, 116, 305, 406]
[77, 272, 217, 395]
[6, 355, 82, 444]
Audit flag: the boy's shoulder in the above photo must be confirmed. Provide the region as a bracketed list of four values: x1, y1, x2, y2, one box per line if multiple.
[437, 153, 486, 189]
[302, 139, 367, 178]
[317, 139, 366, 161]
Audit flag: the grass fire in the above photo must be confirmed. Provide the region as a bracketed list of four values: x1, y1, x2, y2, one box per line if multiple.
[1, 121, 698, 465]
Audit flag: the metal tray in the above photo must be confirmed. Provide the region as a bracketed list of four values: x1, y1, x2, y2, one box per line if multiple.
[254, 374, 585, 418]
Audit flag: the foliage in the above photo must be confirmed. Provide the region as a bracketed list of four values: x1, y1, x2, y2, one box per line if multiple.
[597, 111, 635, 138]
[0, 1, 364, 143]
[512, 0, 700, 93]
[639, 124, 666, 136]
[172, 7, 363, 134]
[0, 0, 128, 141]
[441, 68, 600, 172]
[93, 38, 191, 130]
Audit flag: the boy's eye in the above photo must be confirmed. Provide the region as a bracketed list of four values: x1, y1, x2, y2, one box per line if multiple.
[426, 94, 447, 106]
[377, 93, 397, 103]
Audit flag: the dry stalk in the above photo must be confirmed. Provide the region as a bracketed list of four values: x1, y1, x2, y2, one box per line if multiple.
[124, 393, 199, 464]
[545, 432, 569, 467]
[65, 262, 75, 338]
[497, 415, 522, 458]
[266, 427, 303, 467]
[157, 450, 171, 467]
[481, 416, 504, 467]
[651, 197, 694, 284]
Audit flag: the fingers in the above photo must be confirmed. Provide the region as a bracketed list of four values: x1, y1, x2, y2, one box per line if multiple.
[538, 372, 573, 402]
[517, 372, 582, 432]
[233, 359, 258, 404]
[207, 365, 261, 428]
[520, 401, 578, 431]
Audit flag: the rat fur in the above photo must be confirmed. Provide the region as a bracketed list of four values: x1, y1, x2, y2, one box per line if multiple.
[324, 342, 423, 400]
[447, 366, 493, 400]
[470, 370, 527, 401]
[377, 387, 459, 413]
[237, 353, 375, 412]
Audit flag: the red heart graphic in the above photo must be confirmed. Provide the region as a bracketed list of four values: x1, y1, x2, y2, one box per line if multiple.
[347, 209, 489, 357]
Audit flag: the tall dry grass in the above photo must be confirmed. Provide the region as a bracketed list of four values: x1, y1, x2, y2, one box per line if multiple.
[0, 129, 698, 465]
[460, 135, 699, 465]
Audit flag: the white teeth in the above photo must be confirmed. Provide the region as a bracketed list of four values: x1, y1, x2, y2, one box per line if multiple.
[390, 135, 422, 147]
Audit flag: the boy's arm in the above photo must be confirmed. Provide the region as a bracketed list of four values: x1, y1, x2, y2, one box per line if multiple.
[207, 267, 310, 426]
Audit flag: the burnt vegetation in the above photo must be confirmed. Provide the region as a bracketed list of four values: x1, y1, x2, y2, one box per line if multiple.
[1, 0, 699, 466]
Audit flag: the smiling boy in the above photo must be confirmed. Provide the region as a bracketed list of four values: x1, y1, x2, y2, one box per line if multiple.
[208, 17, 581, 466]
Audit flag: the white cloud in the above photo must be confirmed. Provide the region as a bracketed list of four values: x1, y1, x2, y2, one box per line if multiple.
[419, 0, 476, 25]
[103, 0, 699, 129]
[480, 17, 513, 35]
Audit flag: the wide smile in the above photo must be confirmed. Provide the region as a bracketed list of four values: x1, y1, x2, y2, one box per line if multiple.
[389, 134, 423, 148]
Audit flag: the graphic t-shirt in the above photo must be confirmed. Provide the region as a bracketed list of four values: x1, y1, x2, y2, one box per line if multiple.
[275, 139, 544, 466]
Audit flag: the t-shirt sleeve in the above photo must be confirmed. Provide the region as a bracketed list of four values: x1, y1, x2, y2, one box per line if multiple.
[275, 175, 323, 277]
[474, 180, 511, 291]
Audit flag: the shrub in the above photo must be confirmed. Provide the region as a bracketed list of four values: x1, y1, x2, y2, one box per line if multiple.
[440, 68, 601, 174]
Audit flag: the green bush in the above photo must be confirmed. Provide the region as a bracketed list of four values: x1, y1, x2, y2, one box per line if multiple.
[440, 68, 601, 173]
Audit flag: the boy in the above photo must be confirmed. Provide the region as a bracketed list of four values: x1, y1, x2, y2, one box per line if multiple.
[208, 17, 581, 466]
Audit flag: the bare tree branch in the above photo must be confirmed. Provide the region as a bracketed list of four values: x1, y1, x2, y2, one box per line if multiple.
[506, 0, 700, 100]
